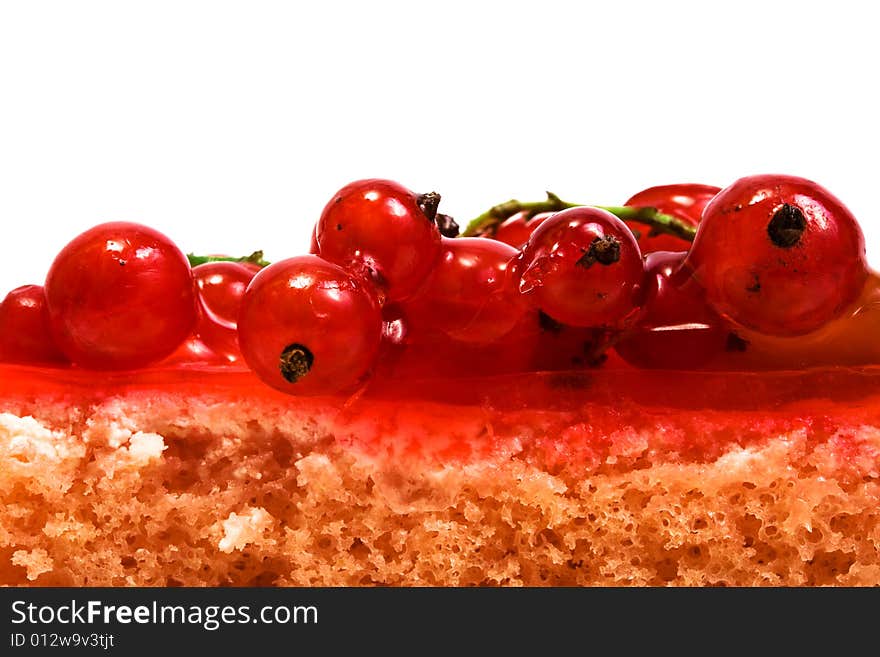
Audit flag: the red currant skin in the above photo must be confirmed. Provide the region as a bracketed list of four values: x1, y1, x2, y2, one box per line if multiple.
[514, 207, 643, 327]
[684, 174, 868, 336]
[624, 183, 720, 253]
[313, 179, 442, 303]
[238, 255, 383, 395]
[492, 211, 555, 249]
[44, 222, 197, 369]
[403, 237, 527, 343]
[0, 285, 68, 364]
[194, 261, 256, 329]
[309, 224, 319, 254]
[614, 251, 729, 369]
[192, 261, 258, 361]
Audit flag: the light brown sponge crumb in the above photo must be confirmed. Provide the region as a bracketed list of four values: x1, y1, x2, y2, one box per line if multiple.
[1, 394, 879, 587]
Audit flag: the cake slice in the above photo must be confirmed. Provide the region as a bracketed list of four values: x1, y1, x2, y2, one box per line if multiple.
[2, 173, 879, 587]
[2, 362, 878, 586]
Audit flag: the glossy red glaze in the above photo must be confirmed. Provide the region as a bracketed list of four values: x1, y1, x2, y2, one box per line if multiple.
[514, 207, 643, 327]
[376, 305, 539, 380]
[160, 334, 229, 366]
[685, 175, 868, 336]
[614, 251, 730, 369]
[4, 361, 880, 470]
[5, 264, 880, 468]
[380, 273, 880, 375]
[238, 255, 383, 395]
[376, 305, 634, 381]
[0, 285, 68, 364]
[701, 271, 880, 370]
[44, 222, 197, 370]
[623, 183, 720, 253]
[313, 179, 442, 303]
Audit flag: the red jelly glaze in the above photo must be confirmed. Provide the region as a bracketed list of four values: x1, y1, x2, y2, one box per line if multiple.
[3, 359, 880, 471]
[376, 310, 539, 381]
[614, 251, 730, 369]
[702, 271, 880, 371]
[161, 334, 229, 366]
[4, 274, 880, 469]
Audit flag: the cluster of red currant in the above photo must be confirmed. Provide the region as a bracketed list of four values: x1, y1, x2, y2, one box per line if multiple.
[0, 222, 258, 371]
[0, 174, 869, 396]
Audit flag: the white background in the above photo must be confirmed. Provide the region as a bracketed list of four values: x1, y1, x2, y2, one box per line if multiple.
[1, 1, 878, 293]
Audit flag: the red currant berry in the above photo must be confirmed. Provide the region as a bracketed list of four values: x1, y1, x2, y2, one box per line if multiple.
[238, 255, 382, 395]
[403, 237, 527, 343]
[309, 224, 319, 254]
[191, 261, 258, 362]
[45, 222, 197, 369]
[0, 285, 68, 364]
[684, 174, 868, 336]
[623, 183, 720, 253]
[194, 261, 256, 329]
[492, 211, 555, 249]
[614, 251, 729, 369]
[313, 179, 442, 303]
[513, 207, 643, 327]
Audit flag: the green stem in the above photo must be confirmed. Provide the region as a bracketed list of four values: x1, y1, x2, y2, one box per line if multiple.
[187, 250, 270, 268]
[461, 192, 697, 242]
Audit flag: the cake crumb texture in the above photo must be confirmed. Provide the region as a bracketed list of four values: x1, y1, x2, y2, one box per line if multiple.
[1, 393, 879, 587]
